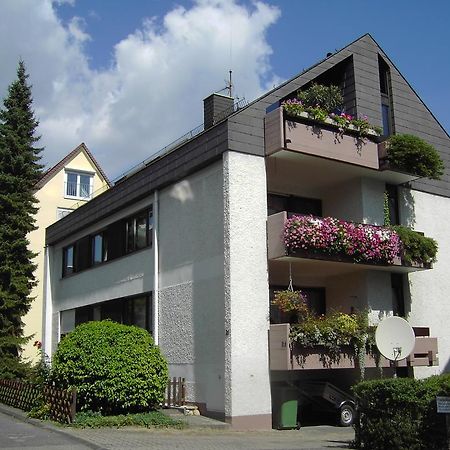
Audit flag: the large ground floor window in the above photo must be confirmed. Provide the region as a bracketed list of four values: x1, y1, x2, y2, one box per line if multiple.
[60, 292, 152, 338]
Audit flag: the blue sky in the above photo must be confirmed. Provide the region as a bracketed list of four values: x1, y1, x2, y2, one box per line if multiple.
[1, 0, 449, 178]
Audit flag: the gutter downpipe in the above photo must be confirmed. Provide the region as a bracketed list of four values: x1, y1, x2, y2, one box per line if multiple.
[42, 245, 53, 358]
[153, 190, 159, 344]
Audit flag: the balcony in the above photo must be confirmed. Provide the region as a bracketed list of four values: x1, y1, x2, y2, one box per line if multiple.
[264, 107, 418, 185]
[267, 212, 434, 274]
[269, 323, 438, 371]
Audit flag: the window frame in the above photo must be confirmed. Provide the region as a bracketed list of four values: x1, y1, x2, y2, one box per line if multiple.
[60, 292, 153, 338]
[64, 170, 94, 200]
[125, 207, 153, 254]
[91, 231, 108, 265]
[62, 244, 75, 277]
[62, 206, 153, 277]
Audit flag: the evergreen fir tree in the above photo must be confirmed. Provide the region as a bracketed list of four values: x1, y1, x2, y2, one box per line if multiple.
[0, 61, 43, 378]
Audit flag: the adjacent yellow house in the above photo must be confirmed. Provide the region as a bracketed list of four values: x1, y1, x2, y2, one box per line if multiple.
[23, 143, 110, 361]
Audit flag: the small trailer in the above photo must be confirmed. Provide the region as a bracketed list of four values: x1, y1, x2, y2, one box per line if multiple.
[296, 381, 356, 427]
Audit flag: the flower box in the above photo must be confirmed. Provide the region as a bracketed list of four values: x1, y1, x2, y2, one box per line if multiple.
[265, 107, 380, 170]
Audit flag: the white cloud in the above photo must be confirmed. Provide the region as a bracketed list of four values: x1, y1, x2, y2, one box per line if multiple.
[67, 16, 91, 43]
[0, 0, 280, 179]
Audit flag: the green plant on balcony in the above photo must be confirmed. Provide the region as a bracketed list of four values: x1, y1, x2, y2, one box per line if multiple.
[297, 83, 343, 111]
[392, 225, 438, 265]
[385, 134, 445, 179]
[281, 83, 382, 138]
[289, 310, 375, 377]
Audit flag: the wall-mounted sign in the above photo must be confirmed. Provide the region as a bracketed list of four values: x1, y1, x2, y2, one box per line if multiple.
[436, 396, 450, 414]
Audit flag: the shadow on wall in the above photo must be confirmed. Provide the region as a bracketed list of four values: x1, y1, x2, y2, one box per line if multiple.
[444, 357, 450, 373]
[403, 277, 412, 318]
[399, 186, 416, 228]
[162, 169, 226, 417]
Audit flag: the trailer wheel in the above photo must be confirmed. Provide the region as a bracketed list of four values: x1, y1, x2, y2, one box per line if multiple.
[339, 404, 355, 427]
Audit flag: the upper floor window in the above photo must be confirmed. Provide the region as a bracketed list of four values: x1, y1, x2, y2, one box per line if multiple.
[63, 245, 74, 276]
[92, 232, 107, 264]
[62, 206, 153, 277]
[65, 170, 93, 200]
[382, 104, 392, 136]
[126, 208, 153, 253]
[378, 55, 394, 137]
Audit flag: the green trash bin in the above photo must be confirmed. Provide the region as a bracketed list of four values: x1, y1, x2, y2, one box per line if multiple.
[272, 386, 299, 429]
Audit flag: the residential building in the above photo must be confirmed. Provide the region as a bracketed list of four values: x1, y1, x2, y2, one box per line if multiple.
[23, 143, 110, 361]
[43, 34, 450, 429]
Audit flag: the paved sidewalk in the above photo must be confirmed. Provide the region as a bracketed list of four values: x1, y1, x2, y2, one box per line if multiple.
[65, 425, 354, 449]
[0, 403, 354, 450]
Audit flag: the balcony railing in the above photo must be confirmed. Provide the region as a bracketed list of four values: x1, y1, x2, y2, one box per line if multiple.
[65, 182, 92, 199]
[268, 212, 433, 271]
[264, 107, 418, 184]
[269, 323, 439, 371]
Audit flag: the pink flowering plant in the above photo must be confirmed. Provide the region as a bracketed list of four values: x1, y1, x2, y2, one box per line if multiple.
[284, 215, 401, 264]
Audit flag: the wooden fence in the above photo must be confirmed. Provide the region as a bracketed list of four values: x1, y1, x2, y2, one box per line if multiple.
[165, 377, 185, 407]
[0, 379, 76, 424]
[1, 377, 186, 421]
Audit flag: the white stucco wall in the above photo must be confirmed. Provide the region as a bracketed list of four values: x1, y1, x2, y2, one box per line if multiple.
[400, 188, 450, 375]
[157, 161, 225, 413]
[323, 178, 385, 225]
[223, 151, 272, 423]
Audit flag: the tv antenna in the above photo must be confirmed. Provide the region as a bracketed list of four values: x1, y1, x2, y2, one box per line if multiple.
[217, 70, 233, 98]
[227, 70, 233, 97]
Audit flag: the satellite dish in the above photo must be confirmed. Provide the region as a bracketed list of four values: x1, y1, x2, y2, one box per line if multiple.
[375, 316, 415, 361]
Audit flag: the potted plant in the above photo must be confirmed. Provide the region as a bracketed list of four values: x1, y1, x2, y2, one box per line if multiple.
[272, 289, 309, 322]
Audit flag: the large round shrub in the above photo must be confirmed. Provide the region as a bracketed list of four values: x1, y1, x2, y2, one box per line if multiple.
[386, 134, 444, 179]
[51, 321, 168, 414]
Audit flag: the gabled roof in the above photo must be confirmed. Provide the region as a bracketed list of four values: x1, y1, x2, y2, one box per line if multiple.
[35, 143, 111, 190]
[46, 33, 450, 244]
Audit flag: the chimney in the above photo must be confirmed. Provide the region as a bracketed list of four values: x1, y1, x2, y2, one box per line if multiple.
[203, 93, 234, 130]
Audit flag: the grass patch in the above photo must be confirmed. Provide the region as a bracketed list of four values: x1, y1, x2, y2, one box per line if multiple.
[69, 410, 186, 429]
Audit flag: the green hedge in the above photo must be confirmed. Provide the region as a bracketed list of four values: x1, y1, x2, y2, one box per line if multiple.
[352, 374, 450, 450]
[51, 321, 168, 415]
